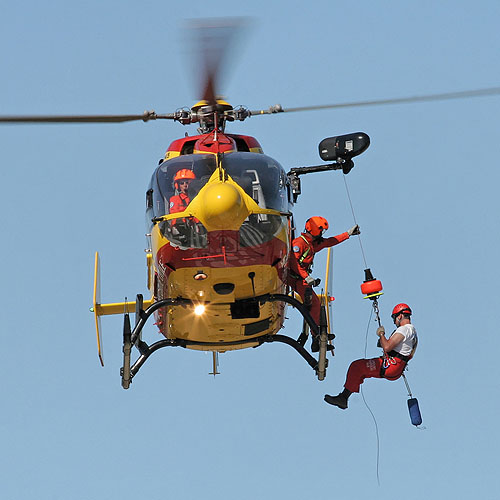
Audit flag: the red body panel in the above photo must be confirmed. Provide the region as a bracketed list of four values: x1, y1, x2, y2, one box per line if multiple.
[165, 133, 263, 156]
[157, 230, 288, 278]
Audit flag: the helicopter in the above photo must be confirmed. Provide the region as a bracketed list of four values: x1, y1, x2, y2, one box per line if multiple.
[89, 98, 370, 388]
[2, 22, 500, 389]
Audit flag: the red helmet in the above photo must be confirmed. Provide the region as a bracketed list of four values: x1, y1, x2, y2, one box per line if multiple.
[391, 303, 412, 319]
[174, 169, 196, 182]
[305, 216, 329, 237]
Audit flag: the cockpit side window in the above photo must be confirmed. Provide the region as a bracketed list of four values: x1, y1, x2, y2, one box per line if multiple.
[153, 154, 217, 217]
[222, 153, 288, 212]
[146, 189, 153, 210]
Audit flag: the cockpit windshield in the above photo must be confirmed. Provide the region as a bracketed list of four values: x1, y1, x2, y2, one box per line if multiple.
[146, 152, 290, 249]
[150, 152, 288, 218]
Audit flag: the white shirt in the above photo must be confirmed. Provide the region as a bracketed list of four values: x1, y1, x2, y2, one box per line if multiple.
[390, 323, 418, 357]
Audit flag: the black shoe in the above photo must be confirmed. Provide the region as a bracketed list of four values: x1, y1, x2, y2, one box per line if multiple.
[311, 336, 319, 352]
[312, 337, 334, 353]
[324, 394, 348, 409]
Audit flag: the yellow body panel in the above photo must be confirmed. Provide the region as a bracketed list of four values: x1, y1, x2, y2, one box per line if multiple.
[146, 252, 153, 291]
[92, 252, 104, 366]
[164, 151, 181, 160]
[94, 299, 154, 316]
[162, 266, 285, 350]
[167, 264, 281, 303]
[325, 247, 333, 334]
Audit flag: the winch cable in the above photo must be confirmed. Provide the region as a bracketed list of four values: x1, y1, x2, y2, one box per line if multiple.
[343, 173, 382, 485]
[343, 173, 382, 332]
[343, 174, 368, 269]
[361, 308, 382, 486]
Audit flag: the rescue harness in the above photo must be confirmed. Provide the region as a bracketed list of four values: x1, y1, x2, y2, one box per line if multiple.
[297, 234, 312, 268]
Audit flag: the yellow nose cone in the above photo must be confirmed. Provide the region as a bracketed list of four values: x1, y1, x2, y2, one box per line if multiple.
[200, 183, 248, 230]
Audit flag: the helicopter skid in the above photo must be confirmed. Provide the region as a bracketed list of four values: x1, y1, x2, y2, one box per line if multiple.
[121, 293, 329, 389]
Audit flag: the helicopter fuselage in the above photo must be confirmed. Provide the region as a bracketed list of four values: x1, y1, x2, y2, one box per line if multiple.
[145, 131, 294, 351]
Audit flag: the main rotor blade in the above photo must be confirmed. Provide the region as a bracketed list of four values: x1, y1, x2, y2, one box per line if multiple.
[249, 86, 500, 115]
[189, 18, 248, 105]
[0, 111, 176, 124]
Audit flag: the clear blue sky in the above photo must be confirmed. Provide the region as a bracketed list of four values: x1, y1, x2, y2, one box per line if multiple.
[1, 1, 499, 498]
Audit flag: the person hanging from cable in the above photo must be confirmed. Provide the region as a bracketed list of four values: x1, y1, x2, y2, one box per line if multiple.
[288, 216, 360, 352]
[324, 303, 418, 409]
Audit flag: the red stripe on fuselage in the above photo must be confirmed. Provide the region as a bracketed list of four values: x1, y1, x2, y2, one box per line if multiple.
[157, 230, 288, 276]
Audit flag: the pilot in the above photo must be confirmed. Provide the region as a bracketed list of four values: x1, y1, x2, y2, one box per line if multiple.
[169, 168, 196, 214]
[288, 216, 360, 352]
[324, 303, 418, 409]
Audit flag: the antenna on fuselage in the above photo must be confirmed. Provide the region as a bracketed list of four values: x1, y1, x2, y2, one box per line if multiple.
[209, 352, 220, 376]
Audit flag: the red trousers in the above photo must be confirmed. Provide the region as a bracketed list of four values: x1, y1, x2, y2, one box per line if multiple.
[344, 356, 406, 393]
[287, 277, 320, 326]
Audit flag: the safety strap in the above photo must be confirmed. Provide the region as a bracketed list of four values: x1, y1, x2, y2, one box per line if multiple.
[298, 234, 312, 265]
[379, 354, 406, 378]
[180, 193, 189, 208]
[379, 355, 389, 378]
[387, 350, 410, 362]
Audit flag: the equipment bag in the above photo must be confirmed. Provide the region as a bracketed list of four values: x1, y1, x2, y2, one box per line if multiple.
[407, 397, 422, 426]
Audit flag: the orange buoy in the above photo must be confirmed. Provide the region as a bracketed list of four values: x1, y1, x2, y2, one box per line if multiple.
[360, 268, 383, 296]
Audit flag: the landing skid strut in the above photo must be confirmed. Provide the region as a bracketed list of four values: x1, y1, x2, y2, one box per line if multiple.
[120, 293, 330, 389]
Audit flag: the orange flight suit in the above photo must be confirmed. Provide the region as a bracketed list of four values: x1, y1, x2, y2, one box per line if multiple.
[288, 231, 349, 325]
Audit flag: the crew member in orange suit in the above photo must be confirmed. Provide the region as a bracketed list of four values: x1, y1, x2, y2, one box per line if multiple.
[288, 216, 360, 352]
[169, 168, 196, 214]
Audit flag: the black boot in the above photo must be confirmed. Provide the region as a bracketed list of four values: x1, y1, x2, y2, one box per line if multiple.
[324, 389, 351, 409]
[311, 336, 334, 353]
[311, 335, 319, 352]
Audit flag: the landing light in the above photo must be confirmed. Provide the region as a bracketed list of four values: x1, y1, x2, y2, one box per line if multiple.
[194, 304, 206, 316]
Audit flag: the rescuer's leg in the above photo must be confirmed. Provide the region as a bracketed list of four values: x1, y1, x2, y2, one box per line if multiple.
[288, 277, 310, 345]
[308, 288, 320, 324]
[324, 357, 382, 409]
[344, 357, 383, 392]
[308, 290, 324, 352]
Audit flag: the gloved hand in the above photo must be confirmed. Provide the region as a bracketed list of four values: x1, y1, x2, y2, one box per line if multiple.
[376, 326, 385, 337]
[304, 276, 321, 287]
[348, 224, 360, 236]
